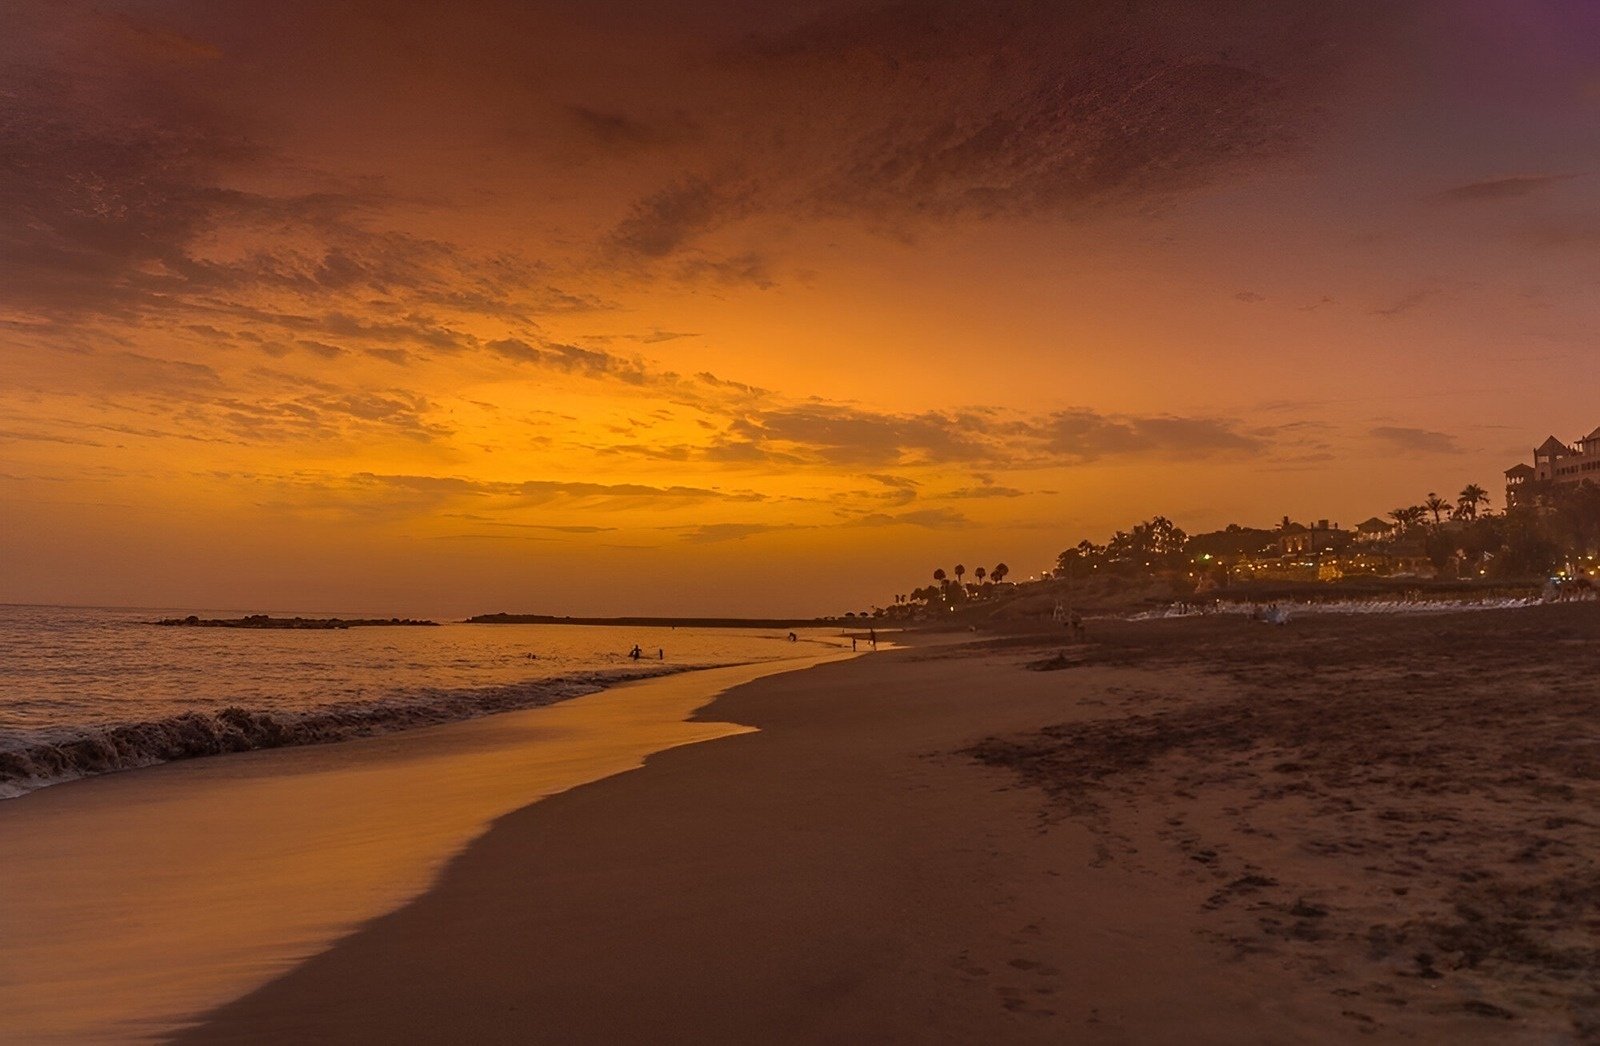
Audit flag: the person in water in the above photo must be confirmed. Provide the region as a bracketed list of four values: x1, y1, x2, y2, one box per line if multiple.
[629, 644, 641, 660]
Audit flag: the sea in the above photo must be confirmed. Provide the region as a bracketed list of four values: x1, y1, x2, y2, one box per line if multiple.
[0, 603, 845, 798]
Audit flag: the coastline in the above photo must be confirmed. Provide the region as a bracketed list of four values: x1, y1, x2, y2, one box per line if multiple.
[177, 605, 1598, 1043]
[0, 651, 850, 1045]
[0, 613, 857, 800]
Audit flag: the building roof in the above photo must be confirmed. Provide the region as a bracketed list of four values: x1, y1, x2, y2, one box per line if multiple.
[1537, 436, 1572, 455]
[1586, 426, 1600, 442]
[1356, 516, 1394, 531]
[1505, 463, 1536, 477]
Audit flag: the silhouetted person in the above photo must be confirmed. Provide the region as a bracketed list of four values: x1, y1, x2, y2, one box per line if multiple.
[851, 636, 857, 651]
[868, 627, 877, 650]
[629, 644, 641, 660]
[658, 648, 664, 660]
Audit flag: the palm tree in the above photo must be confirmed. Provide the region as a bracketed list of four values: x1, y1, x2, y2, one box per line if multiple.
[992, 563, 1009, 583]
[974, 566, 987, 585]
[1390, 506, 1427, 532]
[1458, 484, 1489, 520]
[932, 568, 947, 591]
[1424, 492, 1449, 525]
[953, 564, 966, 588]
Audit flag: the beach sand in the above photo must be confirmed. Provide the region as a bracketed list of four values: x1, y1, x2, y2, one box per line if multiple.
[176, 603, 1600, 1043]
[0, 655, 853, 1045]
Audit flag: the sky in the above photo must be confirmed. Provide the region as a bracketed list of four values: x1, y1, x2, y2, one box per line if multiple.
[3, 0, 1599, 616]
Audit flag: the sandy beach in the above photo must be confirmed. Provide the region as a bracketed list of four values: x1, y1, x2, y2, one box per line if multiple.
[167, 603, 1600, 1043]
[0, 654, 850, 1044]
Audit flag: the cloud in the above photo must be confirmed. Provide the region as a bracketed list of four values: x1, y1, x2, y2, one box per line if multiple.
[358, 473, 763, 503]
[854, 507, 967, 529]
[566, 106, 677, 150]
[1371, 290, 1433, 318]
[608, 179, 742, 259]
[605, 400, 1265, 471]
[725, 0, 1391, 223]
[718, 405, 998, 466]
[1437, 174, 1578, 202]
[676, 251, 775, 289]
[677, 522, 799, 544]
[298, 340, 346, 360]
[486, 337, 651, 383]
[674, 506, 968, 543]
[941, 484, 1026, 500]
[1370, 426, 1463, 454]
[1041, 411, 1262, 462]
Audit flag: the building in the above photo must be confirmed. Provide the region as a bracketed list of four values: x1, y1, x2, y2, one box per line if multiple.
[1353, 516, 1395, 544]
[1277, 519, 1350, 555]
[1505, 427, 1600, 507]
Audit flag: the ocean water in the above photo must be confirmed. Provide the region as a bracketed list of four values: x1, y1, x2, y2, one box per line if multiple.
[0, 604, 845, 797]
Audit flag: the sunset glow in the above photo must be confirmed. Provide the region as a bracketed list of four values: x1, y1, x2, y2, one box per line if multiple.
[5, 1, 1598, 614]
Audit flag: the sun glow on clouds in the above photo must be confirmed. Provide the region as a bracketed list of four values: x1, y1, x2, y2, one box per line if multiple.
[3, 0, 1599, 614]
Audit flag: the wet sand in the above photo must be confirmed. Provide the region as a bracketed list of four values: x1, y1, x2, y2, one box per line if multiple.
[0, 655, 848, 1044]
[172, 604, 1600, 1043]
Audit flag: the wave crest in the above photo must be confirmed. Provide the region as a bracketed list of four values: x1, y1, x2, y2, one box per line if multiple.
[0, 665, 703, 798]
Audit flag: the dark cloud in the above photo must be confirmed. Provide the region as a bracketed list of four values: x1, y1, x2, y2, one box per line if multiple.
[853, 507, 966, 529]
[1041, 411, 1262, 462]
[360, 473, 763, 503]
[725, 0, 1393, 223]
[190, 388, 450, 443]
[1371, 289, 1433, 318]
[566, 105, 677, 150]
[1369, 426, 1463, 455]
[719, 405, 998, 467]
[362, 347, 409, 365]
[677, 521, 798, 544]
[941, 484, 1025, 500]
[486, 338, 650, 382]
[668, 403, 1267, 469]
[608, 179, 742, 259]
[674, 506, 967, 544]
[298, 340, 346, 360]
[1437, 174, 1578, 202]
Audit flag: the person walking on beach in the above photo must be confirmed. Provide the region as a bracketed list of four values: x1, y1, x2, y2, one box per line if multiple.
[851, 636, 857, 651]
[629, 644, 641, 660]
[868, 627, 877, 650]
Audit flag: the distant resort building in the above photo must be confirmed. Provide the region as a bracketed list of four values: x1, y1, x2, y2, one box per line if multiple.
[1354, 517, 1396, 544]
[1277, 520, 1350, 555]
[1505, 427, 1600, 507]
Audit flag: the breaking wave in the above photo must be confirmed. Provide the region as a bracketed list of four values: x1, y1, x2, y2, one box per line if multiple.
[0, 664, 706, 799]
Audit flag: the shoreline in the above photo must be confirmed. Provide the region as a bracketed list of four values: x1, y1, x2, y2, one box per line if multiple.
[464, 613, 870, 628]
[0, 651, 852, 1045]
[2, 619, 865, 800]
[177, 605, 1599, 1043]
[0, 661, 708, 800]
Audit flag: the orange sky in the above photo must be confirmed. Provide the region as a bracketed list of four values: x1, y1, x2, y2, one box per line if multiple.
[3, 0, 1599, 616]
